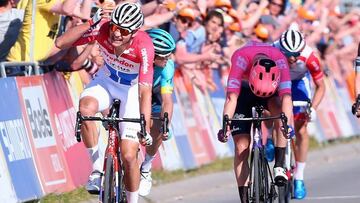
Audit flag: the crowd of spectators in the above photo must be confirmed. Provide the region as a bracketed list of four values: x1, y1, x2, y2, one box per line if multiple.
[1, 0, 359, 97]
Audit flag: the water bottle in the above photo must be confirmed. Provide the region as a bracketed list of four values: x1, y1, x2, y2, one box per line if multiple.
[265, 138, 275, 162]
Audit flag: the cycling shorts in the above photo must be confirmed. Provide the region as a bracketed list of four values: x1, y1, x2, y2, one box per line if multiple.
[80, 75, 140, 143]
[292, 73, 311, 119]
[230, 81, 274, 135]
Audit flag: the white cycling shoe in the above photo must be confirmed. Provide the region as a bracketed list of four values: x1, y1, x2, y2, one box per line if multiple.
[85, 170, 102, 194]
[139, 171, 152, 196]
[274, 167, 288, 187]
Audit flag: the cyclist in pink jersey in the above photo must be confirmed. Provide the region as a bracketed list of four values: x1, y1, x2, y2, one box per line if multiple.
[218, 41, 294, 202]
[56, 3, 154, 202]
[273, 28, 325, 199]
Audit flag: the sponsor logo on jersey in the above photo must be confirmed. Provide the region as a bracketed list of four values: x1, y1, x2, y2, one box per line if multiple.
[276, 59, 287, 69]
[228, 79, 241, 89]
[235, 56, 247, 71]
[141, 48, 149, 74]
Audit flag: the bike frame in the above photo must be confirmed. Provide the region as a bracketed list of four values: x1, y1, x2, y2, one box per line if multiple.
[75, 99, 146, 203]
[223, 105, 289, 203]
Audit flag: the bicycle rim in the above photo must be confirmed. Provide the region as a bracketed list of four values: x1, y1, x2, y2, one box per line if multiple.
[260, 149, 270, 202]
[103, 155, 115, 203]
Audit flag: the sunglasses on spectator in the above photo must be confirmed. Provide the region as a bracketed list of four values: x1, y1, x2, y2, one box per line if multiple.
[178, 16, 193, 27]
[270, 1, 283, 7]
[110, 23, 132, 36]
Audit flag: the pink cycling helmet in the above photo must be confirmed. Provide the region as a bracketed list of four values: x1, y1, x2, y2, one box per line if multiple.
[249, 58, 281, 98]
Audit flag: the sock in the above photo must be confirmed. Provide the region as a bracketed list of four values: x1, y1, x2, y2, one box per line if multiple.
[141, 153, 155, 172]
[274, 147, 286, 168]
[238, 186, 249, 203]
[294, 162, 306, 180]
[126, 190, 139, 203]
[87, 145, 102, 172]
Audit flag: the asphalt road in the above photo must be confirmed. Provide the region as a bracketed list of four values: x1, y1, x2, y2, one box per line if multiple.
[85, 140, 360, 203]
[139, 140, 360, 203]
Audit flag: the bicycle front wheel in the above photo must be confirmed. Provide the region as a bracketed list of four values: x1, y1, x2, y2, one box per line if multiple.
[103, 155, 115, 203]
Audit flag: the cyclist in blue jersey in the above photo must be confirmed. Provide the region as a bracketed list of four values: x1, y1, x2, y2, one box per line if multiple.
[138, 28, 176, 197]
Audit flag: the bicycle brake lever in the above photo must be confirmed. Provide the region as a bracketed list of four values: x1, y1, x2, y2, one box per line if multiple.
[75, 111, 82, 142]
[163, 112, 169, 134]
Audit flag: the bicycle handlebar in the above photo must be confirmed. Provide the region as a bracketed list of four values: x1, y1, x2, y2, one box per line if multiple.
[222, 112, 289, 137]
[74, 111, 147, 142]
[151, 112, 169, 134]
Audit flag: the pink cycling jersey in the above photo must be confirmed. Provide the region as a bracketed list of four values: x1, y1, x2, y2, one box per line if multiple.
[73, 20, 154, 86]
[227, 41, 292, 97]
[292, 45, 323, 81]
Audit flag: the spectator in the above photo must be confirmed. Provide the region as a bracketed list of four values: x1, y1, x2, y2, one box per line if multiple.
[7, 0, 93, 62]
[0, 0, 23, 62]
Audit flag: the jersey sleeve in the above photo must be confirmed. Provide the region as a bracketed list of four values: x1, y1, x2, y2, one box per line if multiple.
[72, 20, 108, 46]
[160, 59, 175, 94]
[306, 52, 323, 81]
[138, 35, 155, 86]
[275, 57, 292, 97]
[227, 49, 248, 95]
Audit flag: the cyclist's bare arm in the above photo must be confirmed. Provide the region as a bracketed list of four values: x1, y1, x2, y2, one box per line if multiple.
[281, 94, 294, 127]
[161, 93, 174, 123]
[139, 84, 153, 133]
[223, 92, 239, 120]
[311, 78, 325, 109]
[55, 23, 92, 49]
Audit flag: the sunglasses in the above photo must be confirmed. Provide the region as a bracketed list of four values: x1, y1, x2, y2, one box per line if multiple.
[155, 54, 171, 60]
[178, 16, 193, 27]
[110, 23, 132, 36]
[270, 1, 283, 7]
[283, 50, 300, 58]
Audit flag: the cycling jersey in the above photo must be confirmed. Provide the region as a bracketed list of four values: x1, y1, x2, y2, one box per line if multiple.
[273, 41, 323, 81]
[75, 20, 155, 142]
[227, 41, 292, 97]
[152, 59, 175, 113]
[74, 21, 154, 87]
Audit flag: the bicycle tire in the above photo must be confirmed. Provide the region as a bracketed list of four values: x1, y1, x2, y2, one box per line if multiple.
[117, 153, 127, 203]
[253, 147, 261, 203]
[260, 149, 271, 203]
[103, 155, 115, 203]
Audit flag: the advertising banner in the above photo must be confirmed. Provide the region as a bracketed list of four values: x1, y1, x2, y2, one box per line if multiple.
[0, 78, 42, 201]
[174, 71, 212, 166]
[43, 71, 92, 186]
[171, 94, 196, 169]
[0, 145, 17, 203]
[16, 76, 72, 193]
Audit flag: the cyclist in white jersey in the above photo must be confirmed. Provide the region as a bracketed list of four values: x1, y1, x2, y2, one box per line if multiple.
[55, 3, 154, 203]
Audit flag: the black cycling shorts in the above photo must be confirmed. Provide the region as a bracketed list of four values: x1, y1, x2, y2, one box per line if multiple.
[230, 81, 274, 135]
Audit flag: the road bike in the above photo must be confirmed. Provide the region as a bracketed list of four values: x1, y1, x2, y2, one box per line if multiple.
[74, 99, 146, 203]
[223, 105, 289, 203]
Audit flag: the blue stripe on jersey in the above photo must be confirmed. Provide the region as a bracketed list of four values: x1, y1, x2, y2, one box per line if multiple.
[106, 63, 138, 85]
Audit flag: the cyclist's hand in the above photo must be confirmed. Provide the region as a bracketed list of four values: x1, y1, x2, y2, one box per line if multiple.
[138, 132, 153, 146]
[89, 8, 103, 29]
[309, 107, 316, 121]
[281, 125, 295, 139]
[217, 126, 231, 143]
[160, 126, 171, 141]
[353, 102, 360, 117]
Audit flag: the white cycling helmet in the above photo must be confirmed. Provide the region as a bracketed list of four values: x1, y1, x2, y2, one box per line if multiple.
[111, 2, 144, 32]
[279, 29, 305, 53]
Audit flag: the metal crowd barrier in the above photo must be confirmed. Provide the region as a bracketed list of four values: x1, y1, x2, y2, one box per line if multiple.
[0, 61, 40, 78]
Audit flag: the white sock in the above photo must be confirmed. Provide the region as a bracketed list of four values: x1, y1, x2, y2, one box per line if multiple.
[87, 145, 102, 172]
[126, 190, 139, 203]
[294, 162, 306, 180]
[141, 153, 155, 172]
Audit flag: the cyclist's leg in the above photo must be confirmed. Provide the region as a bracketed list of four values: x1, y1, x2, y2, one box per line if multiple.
[79, 78, 112, 192]
[267, 96, 288, 185]
[115, 83, 141, 203]
[230, 83, 254, 203]
[291, 75, 311, 199]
